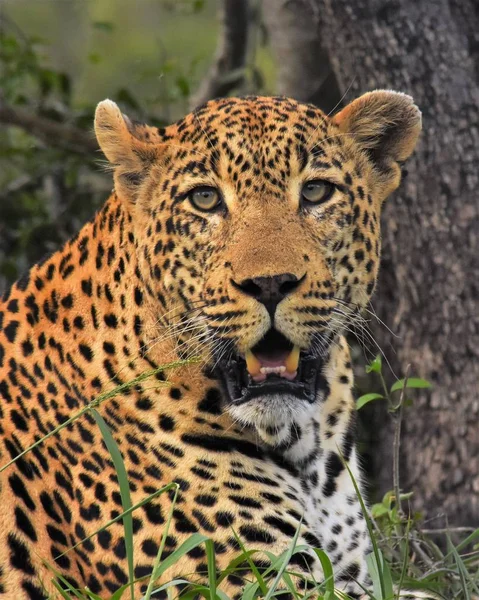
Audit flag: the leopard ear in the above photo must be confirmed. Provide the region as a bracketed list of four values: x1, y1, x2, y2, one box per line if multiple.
[333, 90, 421, 194]
[94, 99, 160, 200]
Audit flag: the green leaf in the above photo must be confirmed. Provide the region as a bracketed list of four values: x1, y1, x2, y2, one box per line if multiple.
[193, 0, 206, 11]
[366, 355, 382, 374]
[343, 458, 386, 600]
[88, 53, 102, 65]
[92, 21, 115, 32]
[116, 87, 141, 111]
[91, 409, 135, 600]
[58, 72, 72, 103]
[366, 549, 394, 600]
[390, 377, 432, 393]
[371, 503, 389, 518]
[356, 393, 385, 410]
[366, 551, 384, 600]
[176, 75, 190, 97]
[381, 554, 394, 598]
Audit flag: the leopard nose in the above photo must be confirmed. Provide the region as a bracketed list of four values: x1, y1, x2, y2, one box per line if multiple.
[232, 273, 303, 315]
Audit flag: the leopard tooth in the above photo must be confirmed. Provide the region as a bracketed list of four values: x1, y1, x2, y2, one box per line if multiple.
[260, 366, 286, 374]
[245, 350, 262, 376]
[285, 345, 300, 373]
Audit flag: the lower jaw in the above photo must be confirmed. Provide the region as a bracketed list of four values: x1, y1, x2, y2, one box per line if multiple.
[216, 354, 327, 406]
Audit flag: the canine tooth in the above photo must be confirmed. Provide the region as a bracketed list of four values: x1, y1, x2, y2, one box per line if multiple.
[245, 350, 261, 376]
[285, 345, 300, 372]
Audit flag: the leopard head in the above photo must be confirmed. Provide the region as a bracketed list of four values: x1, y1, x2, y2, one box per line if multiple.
[95, 92, 421, 432]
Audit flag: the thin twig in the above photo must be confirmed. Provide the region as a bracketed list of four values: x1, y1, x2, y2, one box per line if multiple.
[410, 538, 436, 568]
[0, 98, 98, 155]
[422, 528, 479, 535]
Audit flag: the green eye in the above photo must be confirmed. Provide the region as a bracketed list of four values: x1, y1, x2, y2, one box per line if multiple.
[301, 180, 335, 205]
[189, 186, 222, 212]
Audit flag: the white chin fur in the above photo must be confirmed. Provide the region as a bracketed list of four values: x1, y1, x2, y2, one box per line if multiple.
[227, 393, 316, 446]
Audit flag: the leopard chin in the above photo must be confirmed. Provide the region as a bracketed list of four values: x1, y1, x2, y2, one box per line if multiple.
[226, 393, 320, 447]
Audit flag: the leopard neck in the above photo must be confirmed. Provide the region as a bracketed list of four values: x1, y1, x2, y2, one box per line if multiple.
[0, 194, 196, 404]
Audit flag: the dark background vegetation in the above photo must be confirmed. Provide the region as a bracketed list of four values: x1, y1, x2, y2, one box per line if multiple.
[1, 0, 477, 533]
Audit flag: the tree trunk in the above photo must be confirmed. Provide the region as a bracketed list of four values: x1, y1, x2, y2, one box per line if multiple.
[262, 0, 342, 114]
[190, 0, 250, 109]
[264, 0, 479, 527]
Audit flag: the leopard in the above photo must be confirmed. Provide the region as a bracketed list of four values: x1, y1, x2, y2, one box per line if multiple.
[0, 90, 437, 599]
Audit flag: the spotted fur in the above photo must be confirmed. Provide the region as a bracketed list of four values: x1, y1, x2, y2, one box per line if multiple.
[0, 92, 435, 599]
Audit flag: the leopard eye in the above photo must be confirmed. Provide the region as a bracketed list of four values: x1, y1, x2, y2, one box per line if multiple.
[301, 180, 335, 206]
[189, 186, 222, 212]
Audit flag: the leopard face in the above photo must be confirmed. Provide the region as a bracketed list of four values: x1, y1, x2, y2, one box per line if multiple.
[95, 92, 421, 437]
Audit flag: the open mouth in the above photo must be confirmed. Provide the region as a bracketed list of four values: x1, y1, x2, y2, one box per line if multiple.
[215, 329, 325, 405]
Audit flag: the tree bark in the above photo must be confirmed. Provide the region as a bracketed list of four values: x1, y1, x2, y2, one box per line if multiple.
[264, 0, 479, 527]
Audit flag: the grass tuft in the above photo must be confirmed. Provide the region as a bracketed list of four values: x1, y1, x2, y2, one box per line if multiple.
[3, 358, 477, 600]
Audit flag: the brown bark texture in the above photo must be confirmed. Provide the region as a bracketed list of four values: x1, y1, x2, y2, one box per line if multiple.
[263, 0, 479, 527]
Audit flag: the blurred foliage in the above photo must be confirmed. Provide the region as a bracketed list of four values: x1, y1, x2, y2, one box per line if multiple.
[0, 1, 274, 291]
[0, 21, 112, 288]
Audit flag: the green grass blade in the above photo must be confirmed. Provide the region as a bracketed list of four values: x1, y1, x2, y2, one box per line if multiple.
[144, 532, 210, 597]
[451, 528, 479, 554]
[447, 535, 471, 600]
[82, 590, 104, 600]
[91, 408, 135, 600]
[205, 539, 217, 600]
[263, 521, 302, 600]
[51, 579, 80, 600]
[313, 549, 336, 597]
[279, 571, 301, 600]
[342, 455, 387, 600]
[216, 549, 261, 585]
[46, 565, 87, 599]
[144, 578, 192, 598]
[143, 483, 179, 600]
[109, 582, 141, 600]
[231, 528, 268, 595]
[178, 584, 231, 600]
[143, 485, 206, 600]
[381, 554, 394, 599]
